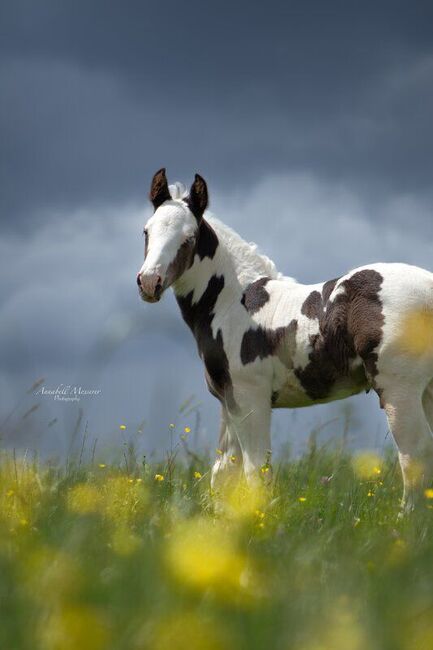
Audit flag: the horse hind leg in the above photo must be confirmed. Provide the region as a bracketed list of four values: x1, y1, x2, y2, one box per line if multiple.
[422, 378, 433, 434]
[381, 381, 433, 511]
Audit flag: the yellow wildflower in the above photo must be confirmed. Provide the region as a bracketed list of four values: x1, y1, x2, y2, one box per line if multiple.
[146, 612, 230, 650]
[184, 426, 191, 433]
[103, 476, 148, 524]
[298, 496, 307, 502]
[67, 484, 103, 515]
[352, 451, 383, 480]
[154, 474, 164, 482]
[193, 471, 202, 479]
[39, 605, 108, 650]
[301, 599, 367, 650]
[223, 483, 267, 519]
[424, 488, 433, 499]
[216, 448, 223, 455]
[230, 455, 237, 463]
[119, 424, 126, 430]
[98, 463, 106, 469]
[164, 517, 246, 599]
[111, 526, 141, 556]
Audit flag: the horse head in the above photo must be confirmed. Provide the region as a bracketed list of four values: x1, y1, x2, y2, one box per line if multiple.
[137, 168, 208, 302]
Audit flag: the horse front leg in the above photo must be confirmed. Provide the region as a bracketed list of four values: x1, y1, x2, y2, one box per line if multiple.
[210, 407, 243, 491]
[228, 382, 272, 486]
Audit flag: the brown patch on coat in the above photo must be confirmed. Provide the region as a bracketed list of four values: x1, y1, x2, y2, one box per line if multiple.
[196, 219, 218, 260]
[322, 278, 339, 303]
[326, 270, 384, 378]
[295, 270, 384, 400]
[163, 219, 219, 290]
[165, 238, 196, 287]
[240, 320, 298, 365]
[241, 277, 271, 314]
[149, 168, 171, 209]
[176, 275, 237, 412]
[301, 278, 339, 320]
[301, 291, 322, 319]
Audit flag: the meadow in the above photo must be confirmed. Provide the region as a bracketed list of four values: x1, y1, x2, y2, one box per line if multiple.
[2, 429, 433, 650]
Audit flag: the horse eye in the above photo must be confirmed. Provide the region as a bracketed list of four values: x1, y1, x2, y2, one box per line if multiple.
[143, 228, 148, 237]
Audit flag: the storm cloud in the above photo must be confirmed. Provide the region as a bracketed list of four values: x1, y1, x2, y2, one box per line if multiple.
[2, 1, 433, 225]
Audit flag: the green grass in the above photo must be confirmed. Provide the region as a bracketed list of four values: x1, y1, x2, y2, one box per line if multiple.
[1, 445, 433, 650]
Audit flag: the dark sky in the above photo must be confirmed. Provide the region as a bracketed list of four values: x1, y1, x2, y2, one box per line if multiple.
[2, 1, 433, 225]
[1, 1, 433, 458]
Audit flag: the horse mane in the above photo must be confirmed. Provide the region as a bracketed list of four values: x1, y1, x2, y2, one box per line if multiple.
[168, 182, 295, 285]
[208, 216, 294, 284]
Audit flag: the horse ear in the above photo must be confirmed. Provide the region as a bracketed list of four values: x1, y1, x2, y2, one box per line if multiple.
[149, 168, 171, 209]
[188, 173, 208, 222]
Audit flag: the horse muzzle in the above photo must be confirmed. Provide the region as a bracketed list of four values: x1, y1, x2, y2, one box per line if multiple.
[137, 272, 163, 303]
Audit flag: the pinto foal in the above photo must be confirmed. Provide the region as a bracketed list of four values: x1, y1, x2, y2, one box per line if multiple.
[137, 168, 433, 509]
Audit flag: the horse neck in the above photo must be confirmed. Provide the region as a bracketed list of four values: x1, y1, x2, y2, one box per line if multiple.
[173, 218, 269, 305]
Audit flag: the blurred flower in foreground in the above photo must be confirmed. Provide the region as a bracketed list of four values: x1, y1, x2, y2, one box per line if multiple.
[352, 452, 383, 480]
[295, 599, 367, 650]
[424, 488, 433, 499]
[68, 484, 103, 515]
[142, 611, 232, 650]
[40, 605, 108, 650]
[387, 538, 408, 567]
[0, 461, 41, 530]
[24, 547, 82, 603]
[403, 608, 433, 650]
[111, 526, 141, 556]
[103, 476, 148, 524]
[67, 477, 148, 525]
[164, 517, 246, 600]
[222, 482, 267, 520]
[154, 474, 164, 482]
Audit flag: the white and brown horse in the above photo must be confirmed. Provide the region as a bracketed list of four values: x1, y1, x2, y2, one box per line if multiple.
[137, 168, 433, 509]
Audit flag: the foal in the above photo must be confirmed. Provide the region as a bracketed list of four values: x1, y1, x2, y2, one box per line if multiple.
[137, 168, 433, 509]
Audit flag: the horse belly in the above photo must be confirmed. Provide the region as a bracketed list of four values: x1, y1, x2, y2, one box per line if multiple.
[272, 365, 368, 409]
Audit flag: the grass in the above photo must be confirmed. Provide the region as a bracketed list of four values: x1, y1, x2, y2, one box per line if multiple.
[1, 441, 433, 650]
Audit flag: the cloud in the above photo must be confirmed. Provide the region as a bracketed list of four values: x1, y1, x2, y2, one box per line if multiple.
[1, 7, 433, 227]
[213, 173, 433, 282]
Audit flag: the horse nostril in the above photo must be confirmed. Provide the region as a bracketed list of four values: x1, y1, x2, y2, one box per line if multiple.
[154, 275, 163, 297]
[136, 273, 142, 287]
